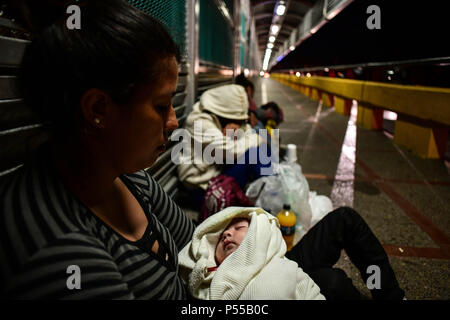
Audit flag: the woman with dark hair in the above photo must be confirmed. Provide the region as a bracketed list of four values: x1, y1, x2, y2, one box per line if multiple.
[0, 0, 195, 299]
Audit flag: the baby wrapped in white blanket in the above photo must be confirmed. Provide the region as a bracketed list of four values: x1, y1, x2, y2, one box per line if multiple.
[178, 207, 325, 300]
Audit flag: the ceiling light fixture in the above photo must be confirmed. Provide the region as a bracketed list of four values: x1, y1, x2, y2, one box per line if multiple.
[276, 4, 286, 16]
[271, 25, 279, 34]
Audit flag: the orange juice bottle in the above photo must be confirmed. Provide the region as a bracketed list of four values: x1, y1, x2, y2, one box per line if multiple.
[276, 204, 296, 251]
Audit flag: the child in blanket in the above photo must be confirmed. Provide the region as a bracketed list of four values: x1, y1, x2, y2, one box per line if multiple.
[178, 207, 325, 300]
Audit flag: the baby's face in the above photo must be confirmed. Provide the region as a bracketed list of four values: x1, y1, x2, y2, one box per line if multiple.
[215, 218, 249, 265]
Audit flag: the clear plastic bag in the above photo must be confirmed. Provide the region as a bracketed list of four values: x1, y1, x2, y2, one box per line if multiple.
[246, 161, 334, 232]
[246, 162, 313, 230]
[308, 191, 333, 228]
[277, 162, 313, 230]
[246, 175, 284, 216]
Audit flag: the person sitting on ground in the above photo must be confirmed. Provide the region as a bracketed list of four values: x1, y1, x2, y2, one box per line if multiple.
[235, 73, 256, 111]
[177, 84, 272, 213]
[0, 0, 195, 299]
[178, 207, 325, 300]
[179, 206, 406, 300]
[235, 74, 263, 129]
[251, 101, 285, 137]
[235, 74, 284, 132]
[260, 101, 284, 128]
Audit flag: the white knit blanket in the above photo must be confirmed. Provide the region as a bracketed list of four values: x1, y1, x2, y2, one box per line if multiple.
[178, 207, 325, 300]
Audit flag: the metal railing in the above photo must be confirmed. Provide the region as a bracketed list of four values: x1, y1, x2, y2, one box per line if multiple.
[271, 73, 450, 126]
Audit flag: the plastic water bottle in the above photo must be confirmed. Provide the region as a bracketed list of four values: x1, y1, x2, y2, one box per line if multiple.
[276, 204, 296, 251]
[286, 144, 297, 163]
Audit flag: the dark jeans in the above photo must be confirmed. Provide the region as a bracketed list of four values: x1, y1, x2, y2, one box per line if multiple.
[286, 207, 405, 300]
[184, 143, 272, 207]
[182, 144, 272, 212]
[223, 143, 272, 190]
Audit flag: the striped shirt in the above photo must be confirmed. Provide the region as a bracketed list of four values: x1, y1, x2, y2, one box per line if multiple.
[0, 148, 195, 299]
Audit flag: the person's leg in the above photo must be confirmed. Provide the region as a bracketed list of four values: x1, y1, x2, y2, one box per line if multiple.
[307, 268, 363, 300]
[286, 206, 405, 300]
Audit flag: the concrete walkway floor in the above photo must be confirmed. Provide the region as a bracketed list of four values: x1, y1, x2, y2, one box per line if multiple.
[252, 77, 450, 300]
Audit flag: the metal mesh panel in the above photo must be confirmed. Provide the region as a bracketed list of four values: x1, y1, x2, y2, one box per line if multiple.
[310, 0, 325, 28]
[128, 0, 186, 51]
[240, 12, 247, 68]
[126, 1, 188, 194]
[199, 0, 234, 67]
[326, 0, 347, 13]
[301, 10, 312, 35]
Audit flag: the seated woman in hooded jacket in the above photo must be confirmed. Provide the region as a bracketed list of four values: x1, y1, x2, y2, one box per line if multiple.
[177, 84, 273, 211]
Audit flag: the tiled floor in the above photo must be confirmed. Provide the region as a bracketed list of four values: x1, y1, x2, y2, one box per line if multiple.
[252, 77, 450, 300]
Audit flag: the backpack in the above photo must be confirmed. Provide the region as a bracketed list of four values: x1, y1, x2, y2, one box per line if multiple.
[201, 174, 253, 221]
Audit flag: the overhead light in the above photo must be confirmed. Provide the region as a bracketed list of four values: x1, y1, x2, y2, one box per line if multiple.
[244, 68, 250, 76]
[271, 25, 279, 34]
[263, 50, 272, 71]
[324, 67, 329, 72]
[276, 4, 286, 16]
[267, 43, 274, 49]
[269, 35, 275, 43]
[296, 72, 300, 77]
[387, 70, 394, 74]
[306, 72, 311, 77]
[289, 45, 295, 51]
[260, 71, 265, 77]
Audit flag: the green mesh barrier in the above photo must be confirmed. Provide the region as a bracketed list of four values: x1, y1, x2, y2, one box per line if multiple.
[199, 0, 234, 67]
[240, 11, 246, 68]
[128, 0, 186, 53]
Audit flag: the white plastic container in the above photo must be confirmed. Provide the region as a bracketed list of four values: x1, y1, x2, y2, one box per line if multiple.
[286, 144, 297, 163]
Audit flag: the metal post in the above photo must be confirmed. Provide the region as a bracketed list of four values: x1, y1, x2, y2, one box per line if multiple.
[233, 0, 241, 78]
[186, 0, 199, 107]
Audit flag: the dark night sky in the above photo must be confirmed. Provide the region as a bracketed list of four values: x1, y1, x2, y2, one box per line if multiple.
[272, 0, 450, 70]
